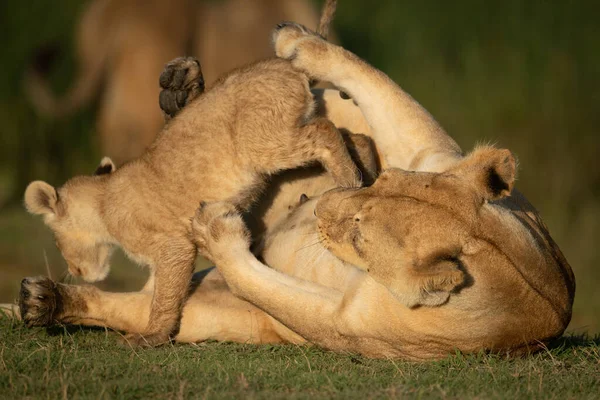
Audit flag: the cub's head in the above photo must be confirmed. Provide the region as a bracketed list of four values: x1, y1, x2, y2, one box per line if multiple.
[316, 146, 516, 307]
[24, 157, 117, 282]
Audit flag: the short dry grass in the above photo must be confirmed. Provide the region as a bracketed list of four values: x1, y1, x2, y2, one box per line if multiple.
[0, 317, 598, 399]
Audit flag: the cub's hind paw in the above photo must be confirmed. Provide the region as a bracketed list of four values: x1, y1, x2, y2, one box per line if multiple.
[19, 276, 59, 327]
[159, 57, 205, 119]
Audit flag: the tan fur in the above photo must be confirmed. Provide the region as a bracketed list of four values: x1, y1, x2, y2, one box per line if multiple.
[23, 25, 361, 346]
[25, 0, 324, 165]
[17, 22, 574, 359]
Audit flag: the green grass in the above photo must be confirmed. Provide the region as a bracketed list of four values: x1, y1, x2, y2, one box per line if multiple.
[0, 317, 598, 399]
[0, 1, 599, 396]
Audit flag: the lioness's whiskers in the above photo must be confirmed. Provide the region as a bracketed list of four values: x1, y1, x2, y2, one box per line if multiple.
[295, 239, 324, 253]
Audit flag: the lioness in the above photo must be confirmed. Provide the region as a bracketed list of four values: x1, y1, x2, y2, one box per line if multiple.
[25, 0, 325, 165]
[17, 21, 574, 359]
[22, 1, 359, 347]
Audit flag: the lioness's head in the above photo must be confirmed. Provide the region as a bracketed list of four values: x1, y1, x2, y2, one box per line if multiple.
[316, 146, 516, 307]
[24, 158, 117, 282]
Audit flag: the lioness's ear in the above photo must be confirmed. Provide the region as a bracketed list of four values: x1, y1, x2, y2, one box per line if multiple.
[94, 157, 116, 176]
[452, 147, 516, 201]
[24, 181, 59, 216]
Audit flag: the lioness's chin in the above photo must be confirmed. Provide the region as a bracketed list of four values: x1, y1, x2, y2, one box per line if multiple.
[317, 233, 369, 272]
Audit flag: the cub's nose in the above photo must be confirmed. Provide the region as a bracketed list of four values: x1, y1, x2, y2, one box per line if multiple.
[68, 265, 82, 277]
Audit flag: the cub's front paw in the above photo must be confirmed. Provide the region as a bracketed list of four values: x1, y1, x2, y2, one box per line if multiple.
[121, 332, 172, 348]
[159, 57, 205, 119]
[19, 276, 59, 327]
[191, 202, 250, 263]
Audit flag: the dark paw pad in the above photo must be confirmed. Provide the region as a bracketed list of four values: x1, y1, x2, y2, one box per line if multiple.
[19, 277, 59, 327]
[159, 57, 205, 118]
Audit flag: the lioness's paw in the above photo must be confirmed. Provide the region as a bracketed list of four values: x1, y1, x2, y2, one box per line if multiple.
[159, 57, 205, 119]
[273, 22, 331, 78]
[273, 22, 314, 59]
[19, 276, 59, 328]
[191, 202, 250, 263]
[121, 332, 171, 348]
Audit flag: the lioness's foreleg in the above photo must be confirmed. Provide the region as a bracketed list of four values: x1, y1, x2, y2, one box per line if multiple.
[18, 273, 300, 344]
[192, 202, 370, 352]
[274, 23, 463, 172]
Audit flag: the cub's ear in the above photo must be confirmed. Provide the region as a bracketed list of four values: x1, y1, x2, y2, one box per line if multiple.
[94, 157, 116, 176]
[24, 181, 59, 216]
[451, 146, 516, 201]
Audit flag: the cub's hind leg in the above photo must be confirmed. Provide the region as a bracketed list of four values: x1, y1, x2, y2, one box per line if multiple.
[291, 117, 363, 188]
[248, 115, 362, 189]
[159, 57, 205, 120]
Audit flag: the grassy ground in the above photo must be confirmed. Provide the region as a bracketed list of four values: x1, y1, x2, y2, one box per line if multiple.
[0, 1, 599, 397]
[0, 317, 598, 399]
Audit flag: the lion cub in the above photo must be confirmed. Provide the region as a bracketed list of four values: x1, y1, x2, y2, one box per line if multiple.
[23, 21, 360, 346]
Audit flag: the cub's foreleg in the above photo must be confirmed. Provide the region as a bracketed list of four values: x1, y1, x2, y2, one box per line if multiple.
[127, 241, 197, 346]
[274, 23, 463, 172]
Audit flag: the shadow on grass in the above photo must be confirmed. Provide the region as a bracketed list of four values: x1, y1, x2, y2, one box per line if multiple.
[45, 324, 110, 336]
[38, 321, 600, 359]
[549, 333, 600, 352]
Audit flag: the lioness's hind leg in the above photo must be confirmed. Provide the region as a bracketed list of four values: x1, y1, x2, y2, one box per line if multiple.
[273, 22, 315, 59]
[274, 22, 463, 171]
[159, 57, 205, 119]
[19, 276, 151, 333]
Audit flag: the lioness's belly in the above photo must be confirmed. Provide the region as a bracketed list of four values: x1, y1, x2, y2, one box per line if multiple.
[260, 198, 361, 291]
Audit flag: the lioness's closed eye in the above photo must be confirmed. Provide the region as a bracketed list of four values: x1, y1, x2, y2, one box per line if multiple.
[316, 146, 516, 307]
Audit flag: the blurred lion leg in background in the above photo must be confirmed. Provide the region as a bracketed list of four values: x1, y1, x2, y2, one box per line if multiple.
[24, 0, 325, 166]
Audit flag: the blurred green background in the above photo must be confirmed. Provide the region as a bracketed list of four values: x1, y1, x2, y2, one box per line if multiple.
[0, 0, 598, 333]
